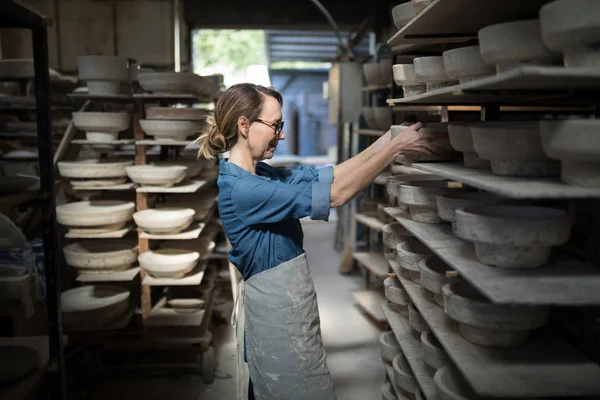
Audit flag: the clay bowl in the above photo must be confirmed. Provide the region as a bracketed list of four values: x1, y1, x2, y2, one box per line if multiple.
[0, 175, 38, 194]
[139, 119, 203, 142]
[61, 285, 130, 330]
[382, 222, 413, 249]
[454, 204, 571, 269]
[399, 180, 466, 223]
[0, 59, 34, 79]
[392, 64, 422, 86]
[540, 119, 600, 187]
[390, 174, 445, 211]
[382, 382, 397, 400]
[157, 197, 216, 221]
[392, 2, 425, 29]
[443, 45, 495, 83]
[58, 159, 132, 179]
[380, 331, 401, 364]
[409, 304, 429, 333]
[137, 72, 214, 96]
[63, 239, 138, 272]
[138, 249, 200, 278]
[146, 107, 209, 121]
[447, 123, 490, 169]
[167, 287, 206, 311]
[396, 238, 433, 281]
[158, 237, 216, 260]
[392, 354, 418, 394]
[56, 200, 135, 227]
[362, 107, 378, 129]
[72, 112, 130, 140]
[421, 331, 449, 370]
[418, 257, 455, 307]
[380, 58, 393, 83]
[0, 345, 41, 386]
[77, 56, 129, 95]
[434, 366, 484, 400]
[384, 276, 410, 306]
[478, 20, 560, 73]
[362, 62, 385, 86]
[133, 208, 195, 234]
[151, 159, 205, 180]
[470, 122, 560, 177]
[436, 191, 504, 224]
[126, 165, 188, 187]
[414, 56, 457, 91]
[443, 281, 550, 347]
[540, 0, 600, 68]
[397, 124, 458, 163]
[373, 107, 393, 131]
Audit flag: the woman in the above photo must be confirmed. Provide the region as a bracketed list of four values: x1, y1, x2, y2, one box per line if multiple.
[198, 83, 438, 400]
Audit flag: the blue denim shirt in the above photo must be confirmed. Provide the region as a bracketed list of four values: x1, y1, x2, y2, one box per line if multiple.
[217, 160, 334, 280]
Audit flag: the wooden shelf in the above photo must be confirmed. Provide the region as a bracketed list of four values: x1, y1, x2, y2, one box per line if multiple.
[353, 290, 386, 324]
[76, 267, 140, 283]
[408, 162, 600, 199]
[387, 0, 552, 47]
[399, 276, 600, 398]
[386, 66, 600, 106]
[135, 139, 197, 147]
[142, 260, 208, 287]
[72, 139, 134, 145]
[393, 105, 480, 113]
[139, 222, 206, 240]
[353, 252, 389, 277]
[136, 179, 208, 193]
[354, 213, 385, 231]
[356, 129, 386, 137]
[381, 303, 435, 400]
[385, 207, 600, 305]
[362, 84, 392, 92]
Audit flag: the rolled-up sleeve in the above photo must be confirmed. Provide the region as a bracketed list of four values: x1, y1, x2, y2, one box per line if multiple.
[317, 166, 334, 184]
[231, 175, 332, 225]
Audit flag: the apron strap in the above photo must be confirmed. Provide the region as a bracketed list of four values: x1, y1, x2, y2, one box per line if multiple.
[231, 280, 245, 328]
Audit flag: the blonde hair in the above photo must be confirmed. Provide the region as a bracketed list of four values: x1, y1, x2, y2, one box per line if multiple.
[197, 83, 283, 159]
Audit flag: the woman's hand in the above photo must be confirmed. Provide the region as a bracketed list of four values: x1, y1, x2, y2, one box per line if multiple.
[389, 122, 440, 156]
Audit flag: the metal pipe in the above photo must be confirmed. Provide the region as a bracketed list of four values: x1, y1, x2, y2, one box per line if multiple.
[174, 0, 181, 72]
[308, 0, 344, 48]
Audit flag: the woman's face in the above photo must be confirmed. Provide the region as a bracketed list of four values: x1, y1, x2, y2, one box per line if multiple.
[247, 95, 286, 160]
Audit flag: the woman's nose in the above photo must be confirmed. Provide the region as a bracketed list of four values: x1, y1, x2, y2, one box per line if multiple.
[279, 131, 286, 141]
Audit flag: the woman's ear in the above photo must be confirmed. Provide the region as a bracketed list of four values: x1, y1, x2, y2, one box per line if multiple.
[238, 116, 250, 139]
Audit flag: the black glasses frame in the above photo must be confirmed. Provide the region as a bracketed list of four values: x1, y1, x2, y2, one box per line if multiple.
[253, 118, 285, 137]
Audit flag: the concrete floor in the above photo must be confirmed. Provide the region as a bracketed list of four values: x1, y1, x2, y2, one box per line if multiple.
[85, 221, 384, 400]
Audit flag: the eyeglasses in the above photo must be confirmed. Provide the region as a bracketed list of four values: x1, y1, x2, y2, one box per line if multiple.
[253, 118, 285, 137]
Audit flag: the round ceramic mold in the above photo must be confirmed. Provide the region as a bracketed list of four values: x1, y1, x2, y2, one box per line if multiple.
[434, 366, 484, 400]
[374, 107, 393, 131]
[380, 331, 401, 364]
[126, 165, 188, 187]
[442, 46, 495, 83]
[133, 208, 195, 234]
[443, 281, 550, 347]
[363, 107, 378, 129]
[382, 222, 413, 250]
[418, 257, 455, 299]
[421, 331, 449, 370]
[454, 204, 571, 269]
[390, 174, 445, 211]
[363, 62, 385, 86]
[396, 239, 433, 280]
[61, 285, 130, 330]
[392, 2, 423, 29]
[393, 354, 418, 394]
[58, 159, 132, 179]
[436, 191, 503, 224]
[447, 123, 490, 169]
[384, 276, 410, 306]
[72, 111, 130, 135]
[137, 72, 214, 97]
[138, 249, 200, 278]
[470, 122, 560, 177]
[399, 180, 464, 223]
[414, 56, 457, 90]
[540, 119, 600, 187]
[409, 304, 429, 333]
[146, 107, 209, 121]
[392, 64, 422, 86]
[63, 240, 138, 272]
[56, 200, 134, 227]
[77, 56, 129, 95]
[139, 119, 203, 141]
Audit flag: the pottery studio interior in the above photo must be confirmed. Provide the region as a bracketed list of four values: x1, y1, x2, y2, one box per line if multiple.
[3, 0, 600, 399]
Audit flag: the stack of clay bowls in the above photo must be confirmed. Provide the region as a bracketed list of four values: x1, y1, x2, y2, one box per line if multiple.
[418, 257, 455, 307]
[396, 238, 433, 283]
[61, 285, 131, 330]
[393, 64, 426, 97]
[447, 123, 490, 169]
[442, 45, 495, 84]
[414, 57, 458, 91]
[436, 191, 503, 228]
[63, 239, 138, 275]
[56, 200, 135, 235]
[392, 123, 458, 163]
[384, 276, 411, 317]
[421, 331, 449, 372]
[133, 208, 195, 234]
[139, 249, 200, 279]
[159, 237, 216, 261]
[454, 204, 571, 269]
[362, 107, 379, 129]
[391, 1, 427, 30]
[398, 179, 468, 223]
[389, 174, 444, 211]
[478, 20, 560, 74]
[540, 0, 600, 68]
[76, 56, 129, 95]
[138, 72, 215, 98]
[442, 280, 550, 347]
[126, 165, 188, 187]
[58, 159, 132, 188]
[72, 111, 130, 145]
[470, 121, 560, 177]
[540, 120, 600, 187]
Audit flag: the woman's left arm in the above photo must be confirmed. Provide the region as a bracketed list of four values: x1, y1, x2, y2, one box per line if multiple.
[332, 130, 393, 182]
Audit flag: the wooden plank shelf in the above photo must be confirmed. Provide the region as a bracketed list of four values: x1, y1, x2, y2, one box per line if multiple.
[399, 276, 600, 398]
[386, 66, 600, 106]
[132, 93, 212, 103]
[387, 0, 552, 47]
[354, 213, 385, 231]
[384, 364, 402, 399]
[381, 303, 435, 400]
[385, 207, 600, 305]
[393, 105, 481, 113]
[72, 139, 134, 145]
[356, 129, 386, 137]
[142, 260, 208, 287]
[76, 267, 141, 283]
[136, 179, 208, 193]
[353, 290, 386, 324]
[353, 252, 389, 277]
[135, 139, 197, 147]
[408, 162, 600, 199]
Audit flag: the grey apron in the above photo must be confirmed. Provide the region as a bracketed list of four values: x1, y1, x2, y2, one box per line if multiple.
[234, 253, 336, 400]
